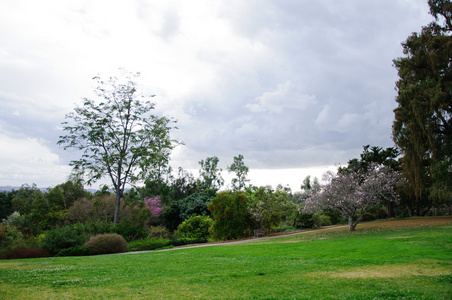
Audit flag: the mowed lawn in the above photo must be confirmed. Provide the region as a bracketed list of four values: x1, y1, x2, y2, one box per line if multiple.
[1, 217, 451, 299]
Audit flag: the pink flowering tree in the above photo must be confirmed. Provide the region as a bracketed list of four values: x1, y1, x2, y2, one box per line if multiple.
[143, 196, 165, 225]
[304, 164, 400, 231]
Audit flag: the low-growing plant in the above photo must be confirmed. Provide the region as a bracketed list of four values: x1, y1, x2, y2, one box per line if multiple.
[177, 215, 213, 239]
[2, 248, 50, 260]
[167, 237, 207, 247]
[40, 225, 85, 255]
[127, 238, 170, 252]
[57, 245, 90, 257]
[83, 233, 128, 255]
[148, 225, 172, 239]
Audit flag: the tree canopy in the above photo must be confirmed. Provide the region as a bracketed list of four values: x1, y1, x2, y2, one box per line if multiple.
[392, 0, 452, 216]
[58, 71, 178, 224]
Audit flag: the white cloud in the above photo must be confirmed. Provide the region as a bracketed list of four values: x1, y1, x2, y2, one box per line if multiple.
[0, 134, 71, 187]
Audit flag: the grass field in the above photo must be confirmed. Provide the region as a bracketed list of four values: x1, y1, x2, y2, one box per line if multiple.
[1, 217, 451, 299]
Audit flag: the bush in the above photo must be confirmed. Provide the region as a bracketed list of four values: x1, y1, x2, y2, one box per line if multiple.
[167, 238, 207, 247]
[361, 212, 377, 222]
[111, 220, 147, 242]
[148, 226, 172, 239]
[57, 246, 90, 257]
[40, 225, 85, 255]
[313, 214, 332, 228]
[127, 238, 170, 252]
[208, 191, 250, 241]
[177, 215, 213, 239]
[2, 248, 50, 260]
[83, 233, 127, 255]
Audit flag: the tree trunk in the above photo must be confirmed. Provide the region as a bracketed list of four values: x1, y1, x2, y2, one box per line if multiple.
[348, 216, 356, 232]
[387, 202, 395, 218]
[114, 189, 121, 225]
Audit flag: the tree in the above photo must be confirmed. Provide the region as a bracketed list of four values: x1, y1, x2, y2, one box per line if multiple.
[247, 186, 291, 232]
[198, 156, 224, 191]
[228, 154, 250, 191]
[58, 72, 177, 224]
[304, 164, 400, 231]
[207, 191, 250, 240]
[392, 1, 452, 216]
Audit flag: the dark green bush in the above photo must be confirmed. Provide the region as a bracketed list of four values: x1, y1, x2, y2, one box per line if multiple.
[162, 190, 216, 232]
[361, 212, 377, 222]
[313, 214, 332, 228]
[111, 220, 147, 242]
[57, 246, 90, 257]
[2, 248, 50, 260]
[83, 233, 128, 255]
[177, 215, 213, 239]
[208, 191, 249, 241]
[40, 225, 85, 255]
[167, 238, 207, 247]
[127, 238, 170, 252]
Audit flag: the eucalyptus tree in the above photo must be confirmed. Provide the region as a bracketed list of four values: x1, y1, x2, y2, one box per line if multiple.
[392, 0, 452, 216]
[58, 72, 178, 224]
[198, 156, 224, 191]
[228, 154, 250, 191]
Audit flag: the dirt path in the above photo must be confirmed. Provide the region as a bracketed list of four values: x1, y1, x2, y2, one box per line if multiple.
[121, 224, 350, 255]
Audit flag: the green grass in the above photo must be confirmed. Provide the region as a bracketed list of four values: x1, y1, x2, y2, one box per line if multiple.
[1, 217, 451, 299]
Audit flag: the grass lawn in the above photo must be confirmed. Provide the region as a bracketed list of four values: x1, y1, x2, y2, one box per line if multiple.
[1, 216, 451, 299]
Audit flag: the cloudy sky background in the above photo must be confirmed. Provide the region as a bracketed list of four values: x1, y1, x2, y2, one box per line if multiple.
[0, 0, 432, 191]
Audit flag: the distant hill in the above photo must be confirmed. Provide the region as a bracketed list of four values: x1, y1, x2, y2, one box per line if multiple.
[0, 186, 99, 193]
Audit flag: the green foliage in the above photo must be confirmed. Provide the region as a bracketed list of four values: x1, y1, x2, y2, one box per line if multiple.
[313, 214, 332, 228]
[56, 246, 90, 257]
[127, 238, 170, 251]
[148, 225, 172, 239]
[208, 191, 250, 240]
[40, 225, 85, 255]
[0, 224, 25, 256]
[177, 215, 213, 239]
[247, 186, 292, 232]
[0, 191, 14, 220]
[2, 211, 26, 228]
[111, 218, 147, 242]
[392, 2, 452, 216]
[83, 233, 128, 255]
[166, 237, 207, 247]
[228, 154, 250, 191]
[360, 212, 377, 222]
[162, 190, 216, 232]
[198, 156, 224, 190]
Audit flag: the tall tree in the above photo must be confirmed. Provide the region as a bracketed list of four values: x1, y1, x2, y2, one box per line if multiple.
[392, 1, 452, 216]
[58, 72, 177, 224]
[228, 154, 250, 191]
[198, 156, 224, 191]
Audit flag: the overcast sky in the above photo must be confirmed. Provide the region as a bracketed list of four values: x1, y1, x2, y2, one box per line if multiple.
[0, 0, 432, 191]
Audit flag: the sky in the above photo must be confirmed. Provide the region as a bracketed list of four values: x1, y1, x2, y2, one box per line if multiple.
[0, 0, 432, 191]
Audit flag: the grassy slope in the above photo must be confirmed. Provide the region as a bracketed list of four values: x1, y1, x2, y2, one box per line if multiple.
[0, 217, 451, 299]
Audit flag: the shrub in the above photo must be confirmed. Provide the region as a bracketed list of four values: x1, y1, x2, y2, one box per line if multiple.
[40, 225, 85, 255]
[57, 246, 90, 257]
[162, 190, 216, 231]
[0, 224, 25, 257]
[177, 215, 213, 239]
[361, 212, 377, 222]
[167, 238, 207, 247]
[111, 220, 147, 242]
[313, 214, 332, 228]
[2, 248, 50, 260]
[148, 226, 172, 239]
[127, 238, 170, 252]
[208, 191, 250, 241]
[83, 233, 127, 255]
